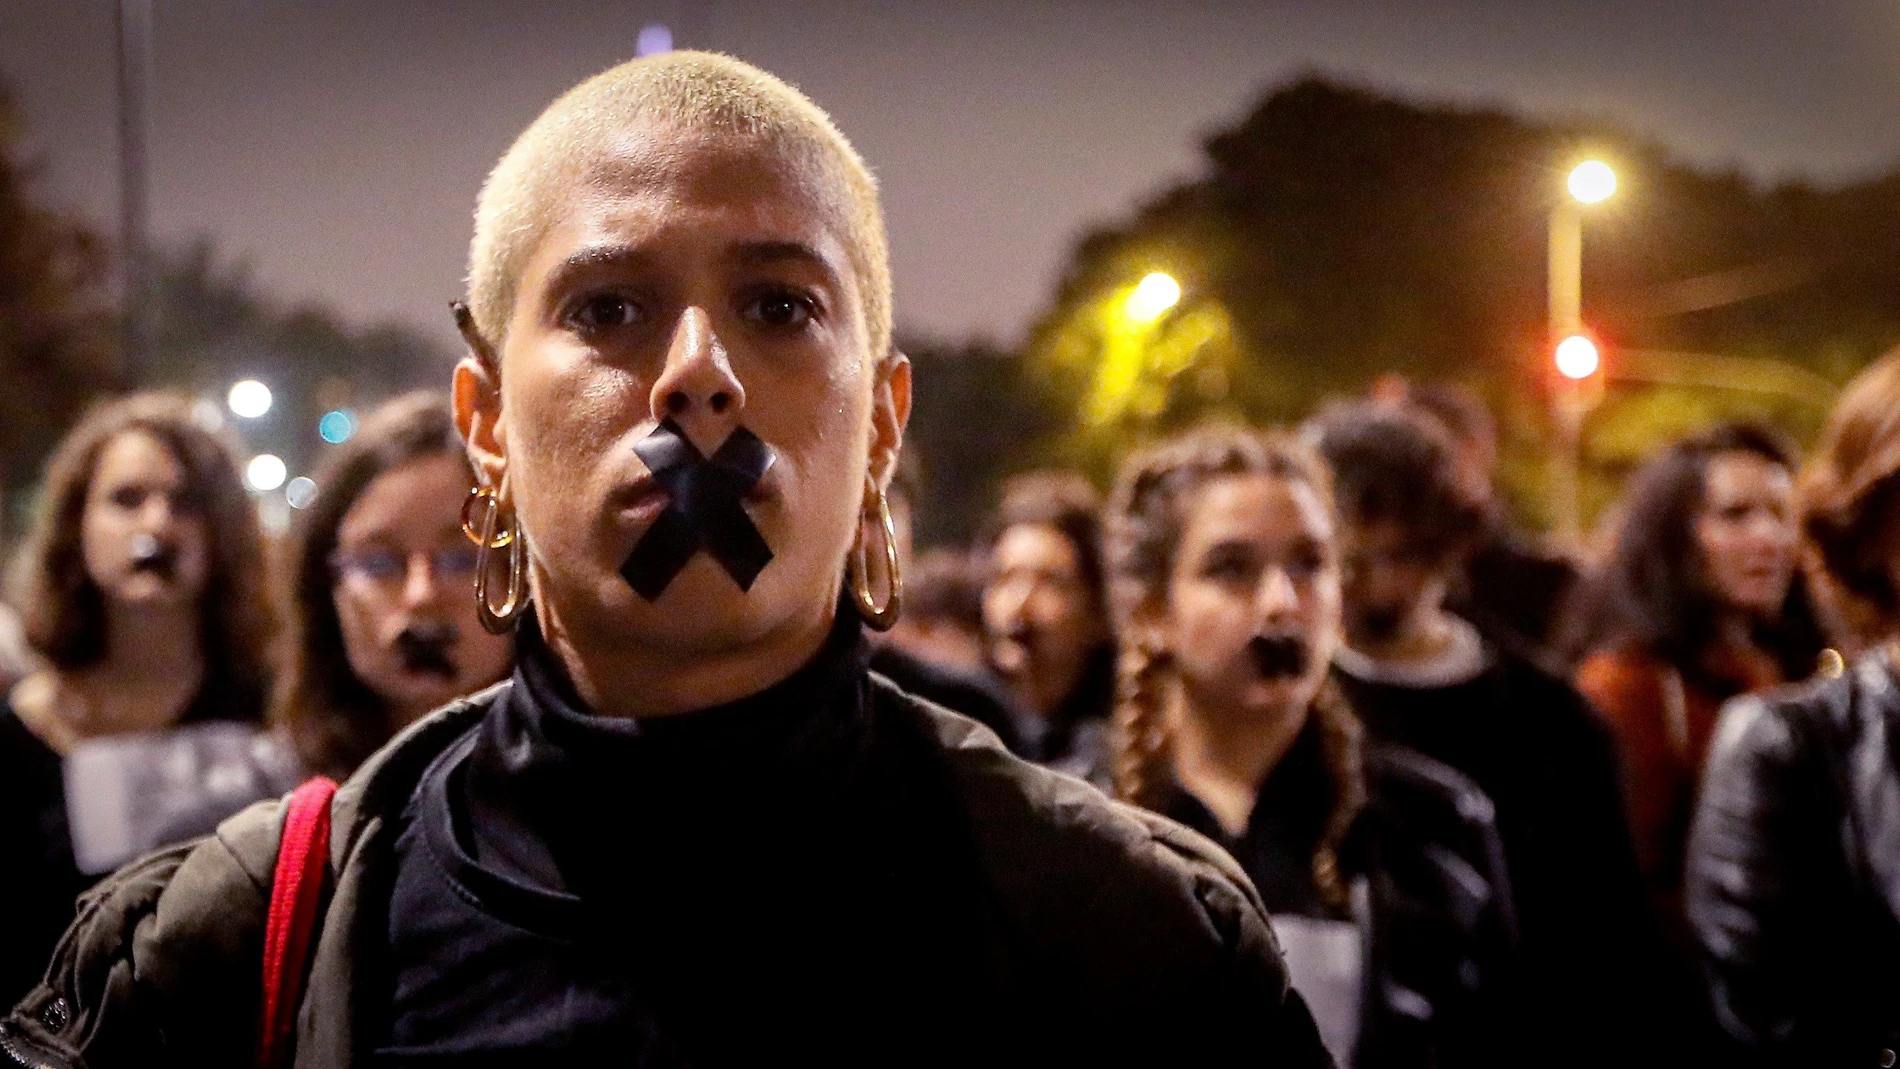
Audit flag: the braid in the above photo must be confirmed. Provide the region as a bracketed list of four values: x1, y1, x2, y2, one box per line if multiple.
[1113, 641, 1177, 809]
[1309, 680, 1369, 911]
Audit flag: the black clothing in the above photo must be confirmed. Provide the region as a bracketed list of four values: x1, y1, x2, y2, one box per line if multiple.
[1162, 721, 1517, 1068]
[1686, 649, 1900, 1064]
[358, 610, 1334, 1068]
[1335, 645, 1670, 1065]
[1452, 524, 1579, 666]
[0, 673, 265, 1005]
[1012, 643, 1116, 786]
[0, 710, 85, 1007]
[867, 643, 1024, 754]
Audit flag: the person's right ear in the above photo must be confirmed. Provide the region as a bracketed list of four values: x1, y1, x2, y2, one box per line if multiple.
[451, 313, 507, 492]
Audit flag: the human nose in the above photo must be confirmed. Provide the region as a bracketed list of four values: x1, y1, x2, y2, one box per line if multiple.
[401, 553, 442, 611]
[1257, 566, 1300, 623]
[648, 306, 746, 453]
[137, 493, 175, 533]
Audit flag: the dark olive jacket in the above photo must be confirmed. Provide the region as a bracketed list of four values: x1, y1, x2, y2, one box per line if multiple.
[1, 676, 1331, 1068]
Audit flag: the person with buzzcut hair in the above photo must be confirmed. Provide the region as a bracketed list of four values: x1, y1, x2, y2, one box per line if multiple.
[1308, 400, 1676, 1066]
[3, 52, 1331, 1068]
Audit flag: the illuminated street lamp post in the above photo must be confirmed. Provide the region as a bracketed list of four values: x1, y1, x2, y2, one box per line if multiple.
[1549, 159, 1615, 542]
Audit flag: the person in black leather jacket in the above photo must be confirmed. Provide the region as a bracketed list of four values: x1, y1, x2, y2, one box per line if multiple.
[1688, 350, 1900, 1065]
[1105, 425, 1517, 1067]
[2, 52, 1332, 1069]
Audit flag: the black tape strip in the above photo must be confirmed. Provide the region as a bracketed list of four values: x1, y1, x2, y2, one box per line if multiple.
[622, 421, 775, 599]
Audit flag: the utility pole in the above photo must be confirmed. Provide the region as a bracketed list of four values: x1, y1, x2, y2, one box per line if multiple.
[116, 0, 154, 383]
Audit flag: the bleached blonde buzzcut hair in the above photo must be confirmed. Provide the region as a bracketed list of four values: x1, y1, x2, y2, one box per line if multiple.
[466, 51, 891, 360]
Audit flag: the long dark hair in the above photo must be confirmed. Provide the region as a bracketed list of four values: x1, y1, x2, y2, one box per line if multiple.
[9, 392, 271, 720]
[272, 392, 471, 778]
[1578, 421, 1823, 683]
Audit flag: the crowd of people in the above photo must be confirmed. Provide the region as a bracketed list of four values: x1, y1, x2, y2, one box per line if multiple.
[2, 49, 1899, 1068]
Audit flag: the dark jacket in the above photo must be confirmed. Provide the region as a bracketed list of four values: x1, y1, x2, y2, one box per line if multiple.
[1163, 728, 1518, 1068]
[2, 661, 1331, 1067]
[1335, 642, 1678, 1064]
[1686, 648, 1900, 1065]
[0, 673, 271, 1007]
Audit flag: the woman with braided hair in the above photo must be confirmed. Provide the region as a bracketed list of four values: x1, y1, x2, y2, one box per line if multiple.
[1107, 424, 1518, 1068]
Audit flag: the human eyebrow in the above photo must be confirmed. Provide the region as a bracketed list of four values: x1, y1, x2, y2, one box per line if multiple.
[542, 244, 656, 294]
[730, 240, 841, 283]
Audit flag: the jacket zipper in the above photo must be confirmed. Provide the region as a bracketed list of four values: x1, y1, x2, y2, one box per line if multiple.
[0, 1026, 70, 1069]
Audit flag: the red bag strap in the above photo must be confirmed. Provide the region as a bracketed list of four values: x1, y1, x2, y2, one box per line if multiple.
[256, 776, 338, 1069]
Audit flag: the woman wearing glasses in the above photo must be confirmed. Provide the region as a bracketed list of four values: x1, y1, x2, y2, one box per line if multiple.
[275, 392, 514, 780]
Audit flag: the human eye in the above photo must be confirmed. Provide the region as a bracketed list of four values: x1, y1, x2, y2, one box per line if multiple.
[1200, 546, 1258, 583]
[562, 292, 644, 335]
[334, 549, 404, 583]
[741, 288, 816, 331]
[109, 486, 143, 509]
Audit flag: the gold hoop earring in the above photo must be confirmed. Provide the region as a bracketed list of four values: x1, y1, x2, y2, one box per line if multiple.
[462, 485, 528, 634]
[849, 480, 902, 631]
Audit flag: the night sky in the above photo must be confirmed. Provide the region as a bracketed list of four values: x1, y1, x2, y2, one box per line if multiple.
[4, 1, 1898, 353]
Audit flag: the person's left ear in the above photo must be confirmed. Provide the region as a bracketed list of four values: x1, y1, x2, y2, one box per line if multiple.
[866, 350, 912, 493]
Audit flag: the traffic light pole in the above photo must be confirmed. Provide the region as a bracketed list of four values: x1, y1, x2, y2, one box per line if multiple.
[1548, 200, 1586, 545]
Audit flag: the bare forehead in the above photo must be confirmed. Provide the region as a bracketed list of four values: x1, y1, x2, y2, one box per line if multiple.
[1185, 473, 1332, 544]
[92, 430, 182, 486]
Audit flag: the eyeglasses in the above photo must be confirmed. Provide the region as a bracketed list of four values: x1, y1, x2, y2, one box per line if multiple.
[330, 546, 481, 586]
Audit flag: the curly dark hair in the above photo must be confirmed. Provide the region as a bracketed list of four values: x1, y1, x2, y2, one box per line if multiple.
[1306, 399, 1485, 559]
[1104, 424, 1364, 910]
[272, 392, 472, 778]
[1577, 421, 1823, 682]
[9, 392, 271, 719]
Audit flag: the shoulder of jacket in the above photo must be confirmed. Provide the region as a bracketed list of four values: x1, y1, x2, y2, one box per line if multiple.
[1367, 741, 1498, 829]
[1, 686, 500, 1066]
[875, 678, 1285, 994]
[1708, 662, 1871, 771]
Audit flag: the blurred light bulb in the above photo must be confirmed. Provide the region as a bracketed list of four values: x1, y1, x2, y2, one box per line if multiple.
[636, 23, 673, 56]
[246, 453, 287, 492]
[1568, 160, 1617, 204]
[228, 379, 272, 419]
[1555, 334, 1601, 380]
[1125, 272, 1182, 323]
[285, 476, 318, 509]
[318, 409, 357, 444]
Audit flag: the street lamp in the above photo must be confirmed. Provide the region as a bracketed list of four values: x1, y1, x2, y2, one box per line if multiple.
[228, 379, 272, 419]
[1549, 160, 1616, 543]
[1554, 334, 1600, 380]
[1125, 272, 1181, 324]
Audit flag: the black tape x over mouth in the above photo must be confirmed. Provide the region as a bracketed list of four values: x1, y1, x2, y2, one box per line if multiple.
[1247, 634, 1309, 679]
[396, 622, 458, 679]
[621, 420, 776, 600]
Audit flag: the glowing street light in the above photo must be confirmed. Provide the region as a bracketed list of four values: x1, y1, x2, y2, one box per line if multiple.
[1567, 160, 1618, 205]
[1555, 334, 1600, 380]
[228, 379, 272, 419]
[1125, 272, 1181, 324]
[246, 453, 287, 493]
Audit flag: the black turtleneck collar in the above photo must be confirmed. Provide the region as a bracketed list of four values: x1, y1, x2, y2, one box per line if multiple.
[422, 602, 874, 926]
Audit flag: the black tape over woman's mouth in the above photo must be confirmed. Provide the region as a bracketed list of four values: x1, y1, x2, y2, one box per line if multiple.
[396, 623, 458, 679]
[1247, 634, 1309, 679]
[621, 420, 775, 600]
[129, 534, 177, 579]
